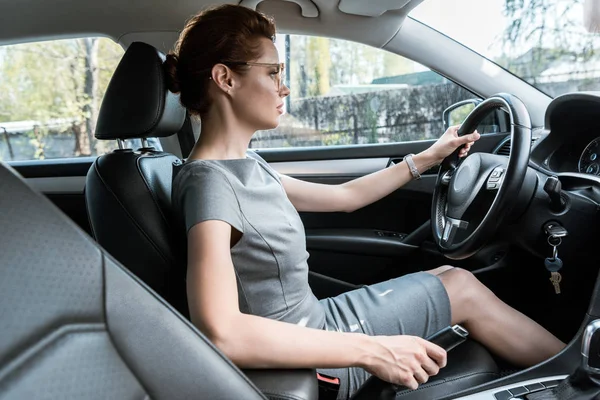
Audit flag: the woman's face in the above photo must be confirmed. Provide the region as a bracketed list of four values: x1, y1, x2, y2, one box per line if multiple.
[231, 38, 290, 131]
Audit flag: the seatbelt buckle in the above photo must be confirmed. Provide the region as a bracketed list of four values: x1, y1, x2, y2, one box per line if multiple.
[317, 373, 340, 400]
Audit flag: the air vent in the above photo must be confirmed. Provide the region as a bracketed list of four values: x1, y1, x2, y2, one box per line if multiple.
[494, 137, 538, 156]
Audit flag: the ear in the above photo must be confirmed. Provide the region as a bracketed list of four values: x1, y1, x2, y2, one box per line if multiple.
[211, 64, 235, 94]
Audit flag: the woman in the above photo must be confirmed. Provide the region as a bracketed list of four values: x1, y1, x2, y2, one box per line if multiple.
[167, 4, 566, 399]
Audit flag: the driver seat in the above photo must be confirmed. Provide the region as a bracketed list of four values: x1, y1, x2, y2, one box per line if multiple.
[84, 41, 500, 400]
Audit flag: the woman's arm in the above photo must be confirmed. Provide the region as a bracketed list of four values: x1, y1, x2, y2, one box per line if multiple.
[280, 126, 479, 213]
[187, 220, 447, 389]
[280, 149, 438, 213]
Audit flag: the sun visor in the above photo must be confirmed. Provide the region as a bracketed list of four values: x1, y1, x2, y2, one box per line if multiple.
[584, 0, 600, 33]
[338, 0, 424, 17]
[240, 0, 319, 17]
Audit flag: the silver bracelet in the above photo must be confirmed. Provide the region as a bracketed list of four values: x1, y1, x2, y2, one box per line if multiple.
[404, 153, 421, 180]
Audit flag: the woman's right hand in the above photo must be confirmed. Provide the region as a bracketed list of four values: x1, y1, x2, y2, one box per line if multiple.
[363, 335, 447, 390]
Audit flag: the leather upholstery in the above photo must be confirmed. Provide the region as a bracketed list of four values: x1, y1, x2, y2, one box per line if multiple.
[95, 42, 186, 140]
[395, 339, 499, 399]
[0, 162, 267, 400]
[86, 149, 189, 317]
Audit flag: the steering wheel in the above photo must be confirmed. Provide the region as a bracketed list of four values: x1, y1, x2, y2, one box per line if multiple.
[348, 94, 533, 399]
[431, 93, 532, 260]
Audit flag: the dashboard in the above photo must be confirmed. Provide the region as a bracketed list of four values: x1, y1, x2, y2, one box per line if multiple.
[577, 136, 600, 175]
[544, 128, 600, 175]
[530, 94, 600, 176]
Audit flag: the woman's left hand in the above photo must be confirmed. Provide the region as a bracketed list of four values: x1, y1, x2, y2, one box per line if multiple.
[427, 125, 481, 164]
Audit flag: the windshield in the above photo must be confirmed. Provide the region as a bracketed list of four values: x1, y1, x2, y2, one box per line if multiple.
[411, 0, 600, 98]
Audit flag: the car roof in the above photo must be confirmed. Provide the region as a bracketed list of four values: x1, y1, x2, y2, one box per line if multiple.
[0, 0, 420, 52]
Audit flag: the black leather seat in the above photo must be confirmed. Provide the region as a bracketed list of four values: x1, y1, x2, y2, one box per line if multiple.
[85, 41, 189, 317]
[0, 162, 317, 400]
[83, 41, 500, 400]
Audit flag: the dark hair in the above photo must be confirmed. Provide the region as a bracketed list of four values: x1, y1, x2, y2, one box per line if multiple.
[163, 4, 276, 116]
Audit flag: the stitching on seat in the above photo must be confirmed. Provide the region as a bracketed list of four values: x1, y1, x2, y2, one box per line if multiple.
[102, 254, 154, 397]
[91, 158, 171, 266]
[0, 323, 106, 381]
[136, 153, 176, 235]
[395, 372, 500, 397]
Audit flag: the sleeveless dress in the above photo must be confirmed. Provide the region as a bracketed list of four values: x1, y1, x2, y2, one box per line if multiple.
[172, 150, 451, 399]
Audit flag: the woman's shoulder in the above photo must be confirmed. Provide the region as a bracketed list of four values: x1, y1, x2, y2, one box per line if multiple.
[172, 160, 233, 194]
[175, 159, 221, 180]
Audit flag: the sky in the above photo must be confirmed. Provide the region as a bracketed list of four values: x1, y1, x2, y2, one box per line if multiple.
[410, 0, 589, 59]
[409, 0, 510, 59]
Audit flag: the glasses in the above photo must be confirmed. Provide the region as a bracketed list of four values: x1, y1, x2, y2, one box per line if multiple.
[226, 61, 286, 91]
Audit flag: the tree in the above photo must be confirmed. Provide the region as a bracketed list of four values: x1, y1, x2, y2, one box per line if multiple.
[500, 0, 598, 83]
[0, 38, 123, 160]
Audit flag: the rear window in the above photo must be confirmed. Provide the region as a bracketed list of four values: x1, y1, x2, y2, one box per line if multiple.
[0, 37, 159, 162]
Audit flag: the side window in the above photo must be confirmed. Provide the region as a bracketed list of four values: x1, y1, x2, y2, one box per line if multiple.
[0, 38, 163, 162]
[252, 35, 477, 149]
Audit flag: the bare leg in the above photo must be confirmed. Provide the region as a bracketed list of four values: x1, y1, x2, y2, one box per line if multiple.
[426, 266, 566, 367]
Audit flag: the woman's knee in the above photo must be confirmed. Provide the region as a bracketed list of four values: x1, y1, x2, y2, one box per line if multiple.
[437, 267, 480, 312]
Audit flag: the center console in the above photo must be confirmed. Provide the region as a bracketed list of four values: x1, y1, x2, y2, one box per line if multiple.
[454, 375, 567, 399]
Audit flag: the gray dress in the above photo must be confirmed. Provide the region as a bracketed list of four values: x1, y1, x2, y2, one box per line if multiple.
[172, 151, 451, 399]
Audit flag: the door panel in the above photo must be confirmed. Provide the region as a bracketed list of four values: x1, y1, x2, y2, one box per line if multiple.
[7, 133, 509, 297]
[8, 158, 94, 236]
[261, 133, 509, 294]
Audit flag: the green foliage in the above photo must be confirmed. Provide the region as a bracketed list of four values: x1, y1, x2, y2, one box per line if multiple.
[289, 35, 416, 100]
[0, 37, 123, 160]
[499, 0, 599, 84]
[0, 41, 80, 123]
[321, 131, 353, 146]
[449, 103, 476, 126]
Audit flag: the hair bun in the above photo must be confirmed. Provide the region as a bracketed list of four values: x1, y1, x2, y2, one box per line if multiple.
[163, 53, 181, 94]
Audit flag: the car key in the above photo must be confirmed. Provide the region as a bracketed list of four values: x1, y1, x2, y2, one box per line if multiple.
[544, 244, 563, 294]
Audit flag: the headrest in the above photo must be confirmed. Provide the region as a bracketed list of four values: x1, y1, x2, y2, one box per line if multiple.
[95, 42, 186, 140]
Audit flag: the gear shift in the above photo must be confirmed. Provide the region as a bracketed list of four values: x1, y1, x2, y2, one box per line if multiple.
[582, 319, 600, 377]
[525, 320, 600, 399]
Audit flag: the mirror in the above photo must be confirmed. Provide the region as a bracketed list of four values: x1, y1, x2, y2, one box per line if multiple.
[443, 99, 511, 134]
[584, 0, 600, 33]
[443, 99, 481, 129]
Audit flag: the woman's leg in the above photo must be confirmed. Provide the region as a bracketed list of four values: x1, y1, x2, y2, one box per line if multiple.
[427, 266, 566, 367]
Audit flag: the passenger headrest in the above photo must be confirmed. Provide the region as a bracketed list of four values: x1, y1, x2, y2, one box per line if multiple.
[95, 42, 186, 140]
